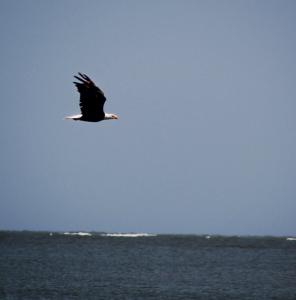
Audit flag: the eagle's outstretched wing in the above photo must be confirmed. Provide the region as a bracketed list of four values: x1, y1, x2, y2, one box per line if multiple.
[73, 73, 106, 120]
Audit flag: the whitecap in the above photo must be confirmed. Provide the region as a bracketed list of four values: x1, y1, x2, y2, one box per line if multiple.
[286, 237, 296, 241]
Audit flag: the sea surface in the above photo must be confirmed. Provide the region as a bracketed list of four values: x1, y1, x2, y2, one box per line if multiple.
[0, 231, 295, 300]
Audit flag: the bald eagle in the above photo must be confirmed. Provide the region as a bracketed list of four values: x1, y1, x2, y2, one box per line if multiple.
[65, 73, 118, 122]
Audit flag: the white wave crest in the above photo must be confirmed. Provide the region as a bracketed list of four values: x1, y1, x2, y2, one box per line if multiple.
[287, 237, 296, 241]
[102, 233, 157, 238]
[63, 232, 92, 237]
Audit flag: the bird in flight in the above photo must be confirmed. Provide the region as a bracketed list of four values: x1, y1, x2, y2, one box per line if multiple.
[65, 73, 118, 122]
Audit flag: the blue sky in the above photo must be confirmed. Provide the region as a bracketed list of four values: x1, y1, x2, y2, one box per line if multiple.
[0, 0, 295, 235]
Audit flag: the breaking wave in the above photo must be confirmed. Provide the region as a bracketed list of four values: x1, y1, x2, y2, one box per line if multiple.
[287, 237, 296, 241]
[63, 232, 92, 237]
[101, 233, 157, 238]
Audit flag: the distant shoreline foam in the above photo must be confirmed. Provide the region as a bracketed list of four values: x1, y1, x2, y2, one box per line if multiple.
[60, 232, 157, 238]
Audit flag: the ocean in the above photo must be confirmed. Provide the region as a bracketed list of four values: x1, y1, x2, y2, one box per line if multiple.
[0, 231, 295, 300]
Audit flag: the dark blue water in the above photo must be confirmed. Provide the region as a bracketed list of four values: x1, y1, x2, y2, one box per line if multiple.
[1, 231, 295, 299]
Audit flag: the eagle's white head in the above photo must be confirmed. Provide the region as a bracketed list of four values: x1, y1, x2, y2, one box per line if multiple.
[104, 113, 119, 120]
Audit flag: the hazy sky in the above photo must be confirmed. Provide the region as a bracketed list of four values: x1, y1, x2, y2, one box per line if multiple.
[1, 0, 295, 235]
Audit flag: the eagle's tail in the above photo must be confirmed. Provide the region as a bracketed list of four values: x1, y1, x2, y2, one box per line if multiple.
[64, 114, 82, 120]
